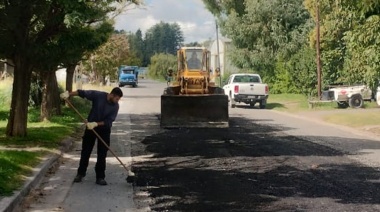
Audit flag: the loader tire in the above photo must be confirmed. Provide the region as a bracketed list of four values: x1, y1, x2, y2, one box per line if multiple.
[214, 87, 224, 94]
[229, 95, 236, 108]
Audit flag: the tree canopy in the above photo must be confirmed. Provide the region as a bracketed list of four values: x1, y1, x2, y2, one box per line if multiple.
[203, 0, 380, 95]
[127, 22, 184, 66]
[0, 0, 138, 136]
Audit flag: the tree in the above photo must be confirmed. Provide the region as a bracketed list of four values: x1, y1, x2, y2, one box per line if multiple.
[203, 0, 313, 92]
[143, 22, 184, 65]
[0, 0, 137, 137]
[304, 0, 380, 90]
[148, 53, 177, 80]
[84, 32, 137, 85]
[127, 29, 145, 66]
[33, 23, 114, 121]
[61, 24, 115, 95]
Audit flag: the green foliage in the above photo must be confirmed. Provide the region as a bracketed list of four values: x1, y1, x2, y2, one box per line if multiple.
[268, 60, 297, 94]
[127, 29, 145, 66]
[203, 0, 313, 94]
[0, 80, 12, 111]
[287, 46, 318, 96]
[142, 22, 184, 66]
[83, 32, 137, 83]
[344, 15, 380, 89]
[215, 0, 312, 67]
[127, 22, 184, 67]
[148, 53, 177, 80]
[304, 0, 380, 91]
[0, 0, 139, 136]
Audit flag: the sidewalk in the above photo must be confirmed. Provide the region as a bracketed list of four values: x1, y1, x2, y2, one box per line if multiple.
[0, 136, 75, 212]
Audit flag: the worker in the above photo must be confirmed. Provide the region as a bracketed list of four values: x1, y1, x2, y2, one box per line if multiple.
[166, 68, 173, 86]
[60, 87, 123, 185]
[187, 51, 201, 69]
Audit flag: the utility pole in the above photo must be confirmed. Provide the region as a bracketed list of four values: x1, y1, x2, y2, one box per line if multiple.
[316, 0, 322, 99]
[215, 21, 221, 86]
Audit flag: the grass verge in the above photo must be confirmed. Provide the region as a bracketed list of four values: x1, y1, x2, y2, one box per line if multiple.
[268, 93, 380, 129]
[0, 150, 44, 196]
[323, 111, 380, 128]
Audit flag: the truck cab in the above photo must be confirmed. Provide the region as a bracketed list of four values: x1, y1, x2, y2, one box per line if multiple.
[118, 66, 139, 87]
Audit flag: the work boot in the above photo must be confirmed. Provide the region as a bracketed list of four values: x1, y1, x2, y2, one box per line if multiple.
[96, 178, 108, 185]
[73, 174, 84, 183]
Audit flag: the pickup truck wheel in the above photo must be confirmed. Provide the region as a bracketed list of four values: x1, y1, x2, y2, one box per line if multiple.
[228, 95, 236, 108]
[349, 94, 363, 108]
[259, 100, 266, 109]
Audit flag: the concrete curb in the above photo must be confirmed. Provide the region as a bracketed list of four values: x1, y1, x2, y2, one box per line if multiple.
[0, 136, 76, 212]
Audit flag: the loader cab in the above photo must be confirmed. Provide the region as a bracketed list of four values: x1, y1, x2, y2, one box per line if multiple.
[180, 48, 210, 72]
[186, 50, 202, 69]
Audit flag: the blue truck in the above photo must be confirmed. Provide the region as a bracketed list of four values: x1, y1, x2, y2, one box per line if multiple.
[118, 65, 139, 87]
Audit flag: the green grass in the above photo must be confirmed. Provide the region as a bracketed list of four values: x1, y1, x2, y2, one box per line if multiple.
[0, 150, 43, 196]
[267, 94, 314, 112]
[323, 111, 380, 128]
[267, 93, 380, 129]
[0, 99, 89, 196]
[267, 93, 379, 112]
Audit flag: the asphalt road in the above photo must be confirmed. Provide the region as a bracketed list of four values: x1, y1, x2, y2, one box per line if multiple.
[19, 79, 380, 212]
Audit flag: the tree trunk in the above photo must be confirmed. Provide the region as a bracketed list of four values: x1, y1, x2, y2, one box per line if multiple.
[65, 63, 76, 92]
[102, 74, 107, 86]
[40, 70, 61, 121]
[6, 57, 33, 137]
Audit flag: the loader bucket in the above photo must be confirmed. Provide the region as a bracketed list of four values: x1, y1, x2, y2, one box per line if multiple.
[160, 94, 229, 128]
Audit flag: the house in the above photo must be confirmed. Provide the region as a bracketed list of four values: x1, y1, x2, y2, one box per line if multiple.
[208, 38, 239, 77]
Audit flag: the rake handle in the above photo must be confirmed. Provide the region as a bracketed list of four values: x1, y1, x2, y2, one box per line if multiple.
[64, 98, 130, 173]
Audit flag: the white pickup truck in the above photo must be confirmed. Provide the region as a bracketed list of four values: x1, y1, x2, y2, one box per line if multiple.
[223, 73, 269, 108]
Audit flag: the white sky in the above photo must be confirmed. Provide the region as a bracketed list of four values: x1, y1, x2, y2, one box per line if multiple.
[114, 0, 218, 43]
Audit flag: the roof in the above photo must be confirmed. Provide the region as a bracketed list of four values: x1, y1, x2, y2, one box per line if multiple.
[179, 47, 206, 50]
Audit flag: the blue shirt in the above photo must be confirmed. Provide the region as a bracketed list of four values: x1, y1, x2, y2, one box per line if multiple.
[78, 90, 119, 129]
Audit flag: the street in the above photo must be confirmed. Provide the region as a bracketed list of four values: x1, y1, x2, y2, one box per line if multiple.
[20, 79, 380, 211]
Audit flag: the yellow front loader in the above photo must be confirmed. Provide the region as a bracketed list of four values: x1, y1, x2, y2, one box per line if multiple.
[161, 47, 229, 128]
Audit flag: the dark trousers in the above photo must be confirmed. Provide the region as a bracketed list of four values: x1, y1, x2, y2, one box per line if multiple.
[77, 128, 110, 179]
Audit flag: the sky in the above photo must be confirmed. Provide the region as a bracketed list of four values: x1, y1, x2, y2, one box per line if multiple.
[114, 0, 218, 43]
